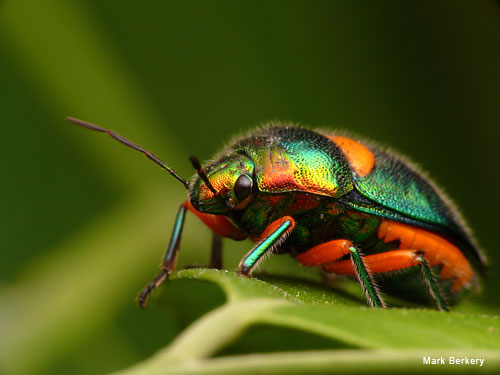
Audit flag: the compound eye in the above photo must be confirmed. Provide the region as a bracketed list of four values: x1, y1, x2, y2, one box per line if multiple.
[234, 174, 253, 201]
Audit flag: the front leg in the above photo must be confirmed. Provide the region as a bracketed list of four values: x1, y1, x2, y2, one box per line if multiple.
[138, 203, 187, 308]
[239, 216, 296, 275]
[138, 200, 247, 308]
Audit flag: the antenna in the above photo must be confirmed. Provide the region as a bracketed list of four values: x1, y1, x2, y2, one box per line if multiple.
[66, 117, 189, 188]
[190, 156, 233, 210]
[189, 156, 219, 196]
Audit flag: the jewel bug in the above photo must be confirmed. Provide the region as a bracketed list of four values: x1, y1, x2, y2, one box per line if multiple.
[67, 118, 487, 310]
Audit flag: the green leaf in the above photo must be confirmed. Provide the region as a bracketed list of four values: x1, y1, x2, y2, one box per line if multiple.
[112, 269, 500, 375]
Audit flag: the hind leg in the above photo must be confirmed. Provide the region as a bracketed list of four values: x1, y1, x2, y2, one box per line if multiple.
[326, 250, 448, 311]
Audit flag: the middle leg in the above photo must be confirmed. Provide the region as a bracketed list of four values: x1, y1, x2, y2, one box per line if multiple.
[296, 239, 385, 308]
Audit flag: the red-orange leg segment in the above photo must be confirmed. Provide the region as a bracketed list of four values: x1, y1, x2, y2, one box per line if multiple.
[297, 239, 385, 308]
[325, 250, 419, 274]
[296, 239, 352, 266]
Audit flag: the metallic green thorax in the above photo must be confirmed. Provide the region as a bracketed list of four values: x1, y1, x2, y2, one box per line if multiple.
[232, 127, 354, 198]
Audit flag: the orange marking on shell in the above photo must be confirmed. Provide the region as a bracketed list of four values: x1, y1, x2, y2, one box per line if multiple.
[329, 135, 375, 177]
[296, 239, 353, 266]
[377, 220, 474, 292]
[261, 149, 298, 189]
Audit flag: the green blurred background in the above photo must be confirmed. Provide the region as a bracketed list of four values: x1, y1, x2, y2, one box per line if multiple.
[1, 1, 499, 374]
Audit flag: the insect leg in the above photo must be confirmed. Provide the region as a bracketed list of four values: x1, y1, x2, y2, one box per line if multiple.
[209, 233, 223, 269]
[138, 203, 187, 309]
[296, 239, 385, 308]
[296, 239, 352, 266]
[139, 200, 248, 308]
[416, 255, 449, 311]
[348, 246, 385, 308]
[327, 250, 448, 311]
[239, 216, 295, 275]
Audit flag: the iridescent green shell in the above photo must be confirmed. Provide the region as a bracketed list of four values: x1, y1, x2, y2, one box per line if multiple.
[226, 125, 485, 271]
[339, 145, 485, 271]
[351, 149, 456, 229]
